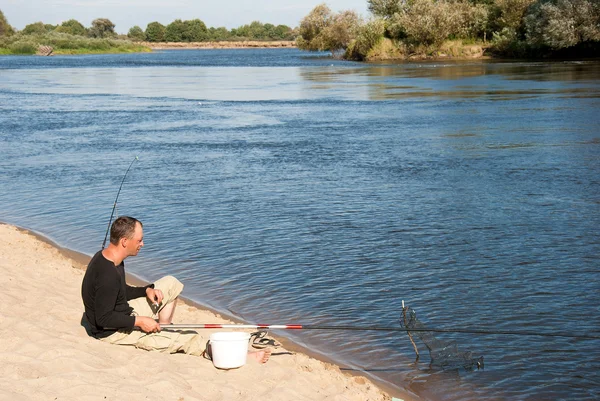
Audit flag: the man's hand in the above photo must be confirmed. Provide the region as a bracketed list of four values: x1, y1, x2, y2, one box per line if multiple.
[146, 287, 164, 306]
[135, 316, 161, 333]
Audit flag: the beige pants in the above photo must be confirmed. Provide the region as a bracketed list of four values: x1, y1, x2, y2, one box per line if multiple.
[101, 275, 207, 356]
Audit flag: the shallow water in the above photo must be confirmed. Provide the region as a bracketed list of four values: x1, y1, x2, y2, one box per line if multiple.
[1, 49, 599, 401]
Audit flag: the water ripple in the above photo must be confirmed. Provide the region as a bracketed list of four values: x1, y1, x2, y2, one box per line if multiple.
[1, 51, 599, 401]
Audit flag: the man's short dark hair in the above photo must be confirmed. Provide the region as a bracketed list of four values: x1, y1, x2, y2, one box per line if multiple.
[110, 216, 143, 245]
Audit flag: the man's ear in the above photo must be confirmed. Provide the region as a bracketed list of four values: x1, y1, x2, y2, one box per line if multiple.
[120, 237, 128, 248]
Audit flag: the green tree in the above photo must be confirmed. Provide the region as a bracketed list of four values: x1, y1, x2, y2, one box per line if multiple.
[0, 9, 15, 36]
[233, 24, 247, 38]
[209, 26, 231, 41]
[250, 21, 267, 39]
[273, 24, 293, 40]
[389, 0, 487, 45]
[320, 10, 361, 55]
[145, 21, 166, 42]
[183, 19, 208, 41]
[525, 0, 600, 49]
[88, 18, 116, 38]
[235, 21, 267, 39]
[491, 0, 536, 33]
[165, 19, 186, 41]
[487, 0, 539, 53]
[128, 25, 146, 41]
[55, 19, 87, 36]
[367, 0, 403, 19]
[22, 21, 48, 35]
[296, 4, 333, 50]
[297, 5, 361, 56]
[450, 1, 490, 40]
[346, 18, 386, 59]
[390, 0, 457, 45]
[263, 23, 275, 39]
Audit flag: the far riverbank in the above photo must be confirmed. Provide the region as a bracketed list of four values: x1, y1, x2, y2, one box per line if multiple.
[141, 39, 490, 62]
[142, 40, 296, 50]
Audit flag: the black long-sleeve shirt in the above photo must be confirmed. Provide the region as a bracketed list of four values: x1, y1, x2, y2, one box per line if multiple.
[81, 250, 152, 338]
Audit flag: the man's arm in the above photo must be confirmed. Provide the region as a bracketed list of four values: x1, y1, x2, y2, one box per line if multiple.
[134, 316, 160, 333]
[125, 283, 152, 301]
[94, 277, 136, 331]
[126, 283, 164, 307]
[95, 280, 160, 333]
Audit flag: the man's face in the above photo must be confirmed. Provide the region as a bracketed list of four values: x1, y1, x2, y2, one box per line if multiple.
[124, 222, 144, 256]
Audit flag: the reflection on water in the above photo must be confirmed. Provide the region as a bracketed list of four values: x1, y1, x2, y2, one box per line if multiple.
[1, 50, 599, 401]
[365, 59, 600, 81]
[299, 61, 600, 100]
[1, 55, 599, 103]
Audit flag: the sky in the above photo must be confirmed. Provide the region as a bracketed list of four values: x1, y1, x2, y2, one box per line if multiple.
[2, 0, 370, 33]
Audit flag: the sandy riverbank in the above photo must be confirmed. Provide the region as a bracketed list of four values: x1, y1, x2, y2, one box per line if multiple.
[141, 41, 296, 50]
[0, 223, 412, 401]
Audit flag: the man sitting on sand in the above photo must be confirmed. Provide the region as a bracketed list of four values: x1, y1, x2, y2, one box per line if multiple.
[81, 216, 270, 364]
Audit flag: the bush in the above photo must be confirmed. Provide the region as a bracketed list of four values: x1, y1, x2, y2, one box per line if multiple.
[297, 3, 332, 50]
[438, 39, 485, 57]
[525, 0, 600, 49]
[491, 0, 536, 33]
[43, 32, 83, 49]
[393, 0, 462, 46]
[9, 38, 39, 54]
[386, 13, 406, 41]
[22, 22, 48, 35]
[387, 0, 490, 46]
[346, 18, 385, 60]
[209, 27, 231, 41]
[368, 37, 406, 59]
[319, 10, 361, 55]
[367, 0, 403, 19]
[455, 2, 489, 40]
[235, 21, 270, 40]
[0, 31, 150, 54]
[55, 19, 87, 36]
[297, 4, 361, 55]
[128, 25, 146, 41]
[490, 27, 530, 56]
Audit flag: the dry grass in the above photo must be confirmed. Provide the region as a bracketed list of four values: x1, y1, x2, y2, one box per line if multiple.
[363, 38, 485, 61]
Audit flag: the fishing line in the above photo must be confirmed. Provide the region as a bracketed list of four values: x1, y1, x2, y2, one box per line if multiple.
[162, 323, 600, 340]
[163, 315, 596, 370]
[101, 156, 139, 249]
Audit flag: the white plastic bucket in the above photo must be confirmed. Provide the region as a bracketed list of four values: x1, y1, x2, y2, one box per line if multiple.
[209, 332, 250, 369]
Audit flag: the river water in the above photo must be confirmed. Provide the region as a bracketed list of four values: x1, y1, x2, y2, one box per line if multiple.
[1, 49, 599, 401]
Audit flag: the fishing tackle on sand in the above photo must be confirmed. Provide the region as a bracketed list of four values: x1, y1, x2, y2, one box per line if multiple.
[163, 305, 485, 369]
[162, 317, 600, 340]
[161, 303, 599, 371]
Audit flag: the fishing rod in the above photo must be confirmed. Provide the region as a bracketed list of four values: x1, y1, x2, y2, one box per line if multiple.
[101, 155, 139, 249]
[163, 323, 600, 340]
